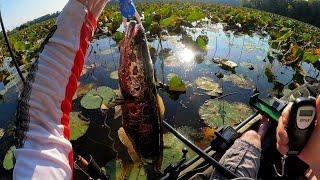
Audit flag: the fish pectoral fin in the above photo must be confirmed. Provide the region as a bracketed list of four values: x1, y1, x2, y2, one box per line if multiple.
[118, 127, 140, 163]
[157, 95, 165, 120]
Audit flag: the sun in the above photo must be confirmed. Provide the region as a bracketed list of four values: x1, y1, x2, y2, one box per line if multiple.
[179, 48, 195, 63]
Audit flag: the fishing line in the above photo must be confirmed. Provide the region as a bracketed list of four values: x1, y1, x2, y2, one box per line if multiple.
[0, 9, 25, 83]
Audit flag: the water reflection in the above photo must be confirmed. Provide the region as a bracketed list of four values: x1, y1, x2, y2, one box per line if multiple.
[178, 48, 195, 64]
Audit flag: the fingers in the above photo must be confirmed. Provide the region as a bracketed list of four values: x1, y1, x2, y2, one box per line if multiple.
[276, 103, 293, 155]
[77, 0, 108, 19]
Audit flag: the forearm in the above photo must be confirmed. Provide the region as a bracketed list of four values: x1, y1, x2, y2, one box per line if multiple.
[14, 0, 97, 179]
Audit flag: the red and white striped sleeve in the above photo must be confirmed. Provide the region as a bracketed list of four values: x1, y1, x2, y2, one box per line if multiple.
[13, 0, 97, 179]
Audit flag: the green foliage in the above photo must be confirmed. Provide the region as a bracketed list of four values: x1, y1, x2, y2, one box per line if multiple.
[3, 146, 15, 170]
[80, 86, 115, 109]
[303, 51, 320, 63]
[70, 112, 90, 140]
[186, 9, 206, 22]
[167, 74, 186, 92]
[112, 32, 124, 43]
[196, 35, 209, 50]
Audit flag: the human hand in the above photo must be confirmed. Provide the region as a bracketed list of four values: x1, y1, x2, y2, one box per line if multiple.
[76, 0, 110, 19]
[276, 97, 320, 176]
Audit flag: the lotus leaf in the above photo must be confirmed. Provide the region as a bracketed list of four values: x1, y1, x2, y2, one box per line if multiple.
[223, 74, 255, 89]
[168, 74, 186, 92]
[303, 51, 320, 63]
[196, 35, 209, 50]
[70, 112, 90, 140]
[162, 132, 196, 171]
[76, 83, 95, 97]
[199, 99, 253, 128]
[103, 159, 146, 180]
[110, 71, 119, 80]
[195, 77, 222, 96]
[186, 10, 205, 22]
[113, 32, 124, 43]
[3, 146, 15, 170]
[80, 86, 115, 109]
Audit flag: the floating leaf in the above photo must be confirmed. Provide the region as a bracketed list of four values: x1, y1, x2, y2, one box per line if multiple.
[80, 86, 116, 109]
[303, 51, 320, 63]
[199, 99, 253, 128]
[223, 74, 255, 89]
[110, 71, 119, 80]
[162, 132, 196, 171]
[168, 74, 186, 92]
[195, 77, 222, 96]
[196, 35, 209, 50]
[76, 83, 95, 98]
[70, 112, 90, 140]
[3, 146, 15, 170]
[113, 32, 124, 43]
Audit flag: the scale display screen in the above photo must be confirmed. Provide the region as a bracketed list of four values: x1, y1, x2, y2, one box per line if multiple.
[299, 110, 314, 116]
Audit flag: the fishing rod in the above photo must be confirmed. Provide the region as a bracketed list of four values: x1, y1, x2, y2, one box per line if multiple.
[0, 10, 25, 83]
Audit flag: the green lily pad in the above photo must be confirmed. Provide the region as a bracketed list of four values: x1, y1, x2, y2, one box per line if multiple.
[110, 71, 119, 80]
[168, 74, 186, 92]
[113, 31, 124, 43]
[76, 83, 95, 98]
[303, 51, 320, 63]
[70, 112, 90, 141]
[196, 35, 209, 50]
[195, 77, 222, 96]
[103, 159, 147, 180]
[186, 10, 205, 22]
[3, 146, 15, 170]
[223, 74, 255, 89]
[80, 86, 115, 109]
[199, 99, 253, 128]
[162, 132, 196, 171]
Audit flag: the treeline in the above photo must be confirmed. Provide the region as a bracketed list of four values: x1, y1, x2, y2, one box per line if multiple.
[12, 12, 59, 32]
[243, 0, 320, 27]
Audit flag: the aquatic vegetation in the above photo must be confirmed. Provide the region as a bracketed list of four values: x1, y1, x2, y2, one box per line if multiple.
[110, 71, 119, 80]
[76, 83, 95, 98]
[195, 77, 222, 97]
[103, 159, 146, 180]
[162, 132, 196, 171]
[70, 112, 90, 141]
[212, 58, 238, 71]
[3, 146, 15, 170]
[196, 35, 209, 50]
[223, 74, 255, 89]
[199, 99, 253, 128]
[112, 32, 124, 43]
[80, 86, 115, 110]
[167, 73, 186, 92]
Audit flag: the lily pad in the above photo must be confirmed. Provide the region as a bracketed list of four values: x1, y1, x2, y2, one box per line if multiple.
[162, 132, 196, 171]
[3, 146, 15, 170]
[80, 86, 116, 109]
[103, 159, 146, 180]
[199, 99, 253, 128]
[113, 32, 124, 43]
[223, 74, 255, 89]
[167, 74, 186, 92]
[196, 35, 209, 50]
[70, 112, 90, 140]
[110, 71, 119, 80]
[76, 83, 95, 98]
[195, 77, 222, 96]
[303, 51, 320, 63]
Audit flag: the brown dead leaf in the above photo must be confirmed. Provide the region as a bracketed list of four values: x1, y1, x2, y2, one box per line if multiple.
[157, 95, 165, 120]
[315, 48, 320, 56]
[114, 105, 122, 119]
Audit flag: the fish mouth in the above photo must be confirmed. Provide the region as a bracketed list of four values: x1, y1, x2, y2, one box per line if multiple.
[124, 21, 144, 42]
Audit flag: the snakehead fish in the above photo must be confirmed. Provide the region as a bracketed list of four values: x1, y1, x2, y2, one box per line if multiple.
[118, 21, 163, 168]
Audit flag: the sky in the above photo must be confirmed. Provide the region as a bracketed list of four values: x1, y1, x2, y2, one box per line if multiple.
[0, 0, 68, 30]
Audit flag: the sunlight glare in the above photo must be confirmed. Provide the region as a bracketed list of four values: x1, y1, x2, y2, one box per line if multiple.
[179, 48, 195, 63]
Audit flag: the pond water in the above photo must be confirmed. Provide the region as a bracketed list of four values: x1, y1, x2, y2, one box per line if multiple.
[1, 21, 320, 179]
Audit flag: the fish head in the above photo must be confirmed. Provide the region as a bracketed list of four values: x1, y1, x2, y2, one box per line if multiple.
[124, 21, 146, 45]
